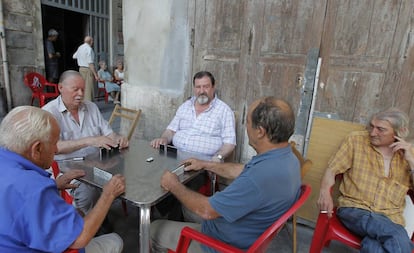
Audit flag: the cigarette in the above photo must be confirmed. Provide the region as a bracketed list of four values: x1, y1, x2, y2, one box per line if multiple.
[320, 210, 328, 213]
[72, 157, 85, 161]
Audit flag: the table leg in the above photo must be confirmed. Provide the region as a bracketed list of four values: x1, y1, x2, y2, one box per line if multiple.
[139, 205, 151, 253]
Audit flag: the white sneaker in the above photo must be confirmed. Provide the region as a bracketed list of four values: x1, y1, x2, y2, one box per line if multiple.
[108, 96, 114, 102]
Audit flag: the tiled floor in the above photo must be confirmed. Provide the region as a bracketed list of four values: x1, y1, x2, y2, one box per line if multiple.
[98, 100, 358, 253]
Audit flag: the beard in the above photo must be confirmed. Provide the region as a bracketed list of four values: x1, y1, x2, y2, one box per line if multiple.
[196, 94, 209, 105]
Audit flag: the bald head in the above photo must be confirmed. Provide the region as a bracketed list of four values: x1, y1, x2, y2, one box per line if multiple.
[84, 36, 93, 45]
[249, 97, 295, 143]
[59, 70, 83, 85]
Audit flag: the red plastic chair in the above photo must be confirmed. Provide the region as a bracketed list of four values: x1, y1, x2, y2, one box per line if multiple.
[51, 161, 80, 253]
[309, 181, 414, 252]
[23, 72, 59, 107]
[51, 161, 74, 204]
[168, 184, 312, 253]
[95, 80, 109, 103]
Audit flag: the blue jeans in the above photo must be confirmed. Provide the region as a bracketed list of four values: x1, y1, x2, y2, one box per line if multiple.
[337, 207, 414, 253]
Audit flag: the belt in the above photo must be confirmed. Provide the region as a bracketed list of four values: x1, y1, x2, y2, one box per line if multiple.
[79, 66, 89, 69]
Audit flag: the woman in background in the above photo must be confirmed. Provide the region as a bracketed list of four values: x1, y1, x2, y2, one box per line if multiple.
[97, 60, 120, 104]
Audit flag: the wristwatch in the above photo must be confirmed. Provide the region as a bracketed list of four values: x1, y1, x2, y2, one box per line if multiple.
[216, 154, 224, 162]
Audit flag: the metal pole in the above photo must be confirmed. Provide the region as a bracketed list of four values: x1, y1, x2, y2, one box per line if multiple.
[303, 57, 322, 157]
[0, 0, 12, 112]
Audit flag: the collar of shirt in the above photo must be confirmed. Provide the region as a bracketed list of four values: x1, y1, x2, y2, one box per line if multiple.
[0, 148, 51, 178]
[56, 95, 87, 114]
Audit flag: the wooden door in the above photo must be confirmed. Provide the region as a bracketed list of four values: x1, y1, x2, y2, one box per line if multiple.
[302, 0, 414, 222]
[191, 0, 414, 222]
[192, 0, 327, 159]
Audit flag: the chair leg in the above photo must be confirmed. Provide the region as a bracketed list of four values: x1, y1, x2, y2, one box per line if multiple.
[122, 199, 128, 216]
[292, 214, 297, 253]
[309, 214, 329, 253]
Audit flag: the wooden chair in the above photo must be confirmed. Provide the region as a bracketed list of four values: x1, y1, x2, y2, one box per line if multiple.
[108, 104, 142, 141]
[95, 80, 109, 103]
[309, 178, 414, 253]
[168, 184, 311, 253]
[290, 142, 312, 253]
[23, 72, 59, 107]
[108, 104, 142, 215]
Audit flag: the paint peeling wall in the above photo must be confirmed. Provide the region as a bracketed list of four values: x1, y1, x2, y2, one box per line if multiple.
[122, 0, 192, 140]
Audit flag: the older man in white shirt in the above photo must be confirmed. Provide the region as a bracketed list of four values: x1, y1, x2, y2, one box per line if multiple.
[73, 36, 99, 101]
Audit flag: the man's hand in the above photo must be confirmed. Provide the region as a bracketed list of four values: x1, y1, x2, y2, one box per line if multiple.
[160, 170, 180, 191]
[55, 169, 86, 190]
[181, 158, 207, 172]
[89, 136, 119, 150]
[317, 188, 334, 218]
[116, 136, 129, 149]
[103, 174, 126, 199]
[150, 137, 168, 148]
[391, 136, 414, 160]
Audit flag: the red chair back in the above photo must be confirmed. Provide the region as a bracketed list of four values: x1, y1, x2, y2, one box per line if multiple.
[23, 72, 59, 107]
[169, 184, 312, 253]
[51, 161, 73, 204]
[51, 161, 79, 253]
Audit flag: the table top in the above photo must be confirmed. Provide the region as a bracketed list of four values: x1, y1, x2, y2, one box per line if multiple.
[58, 139, 210, 206]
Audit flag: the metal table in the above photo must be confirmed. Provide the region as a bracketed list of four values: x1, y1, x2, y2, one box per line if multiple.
[58, 139, 208, 253]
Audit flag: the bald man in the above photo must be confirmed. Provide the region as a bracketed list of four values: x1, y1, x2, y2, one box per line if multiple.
[43, 70, 129, 215]
[150, 97, 302, 252]
[73, 36, 99, 101]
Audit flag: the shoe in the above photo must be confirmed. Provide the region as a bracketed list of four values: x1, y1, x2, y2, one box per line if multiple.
[114, 100, 121, 105]
[108, 96, 114, 102]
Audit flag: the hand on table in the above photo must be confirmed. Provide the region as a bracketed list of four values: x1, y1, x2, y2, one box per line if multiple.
[150, 138, 168, 149]
[160, 170, 180, 192]
[181, 158, 206, 172]
[90, 136, 119, 150]
[103, 174, 126, 199]
[55, 169, 86, 190]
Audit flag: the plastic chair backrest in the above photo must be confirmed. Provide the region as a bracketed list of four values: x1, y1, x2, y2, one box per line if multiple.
[24, 72, 59, 107]
[24, 72, 47, 93]
[108, 104, 142, 140]
[51, 161, 73, 204]
[169, 184, 312, 253]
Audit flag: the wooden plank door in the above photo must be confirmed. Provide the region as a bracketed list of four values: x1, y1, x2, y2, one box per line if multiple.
[192, 0, 327, 160]
[301, 0, 414, 222]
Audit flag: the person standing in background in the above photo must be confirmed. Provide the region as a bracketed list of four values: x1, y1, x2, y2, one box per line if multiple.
[45, 29, 61, 84]
[73, 36, 99, 101]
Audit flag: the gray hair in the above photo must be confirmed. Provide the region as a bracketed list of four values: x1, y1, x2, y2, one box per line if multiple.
[370, 107, 409, 138]
[250, 97, 295, 143]
[0, 106, 55, 153]
[59, 70, 82, 85]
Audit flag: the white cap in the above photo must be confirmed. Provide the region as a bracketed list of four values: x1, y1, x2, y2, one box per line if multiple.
[48, 29, 59, 36]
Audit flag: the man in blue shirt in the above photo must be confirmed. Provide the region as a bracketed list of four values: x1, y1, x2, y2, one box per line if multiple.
[0, 106, 125, 253]
[151, 97, 302, 252]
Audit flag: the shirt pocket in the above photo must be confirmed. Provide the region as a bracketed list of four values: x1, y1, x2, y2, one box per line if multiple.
[386, 181, 408, 208]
